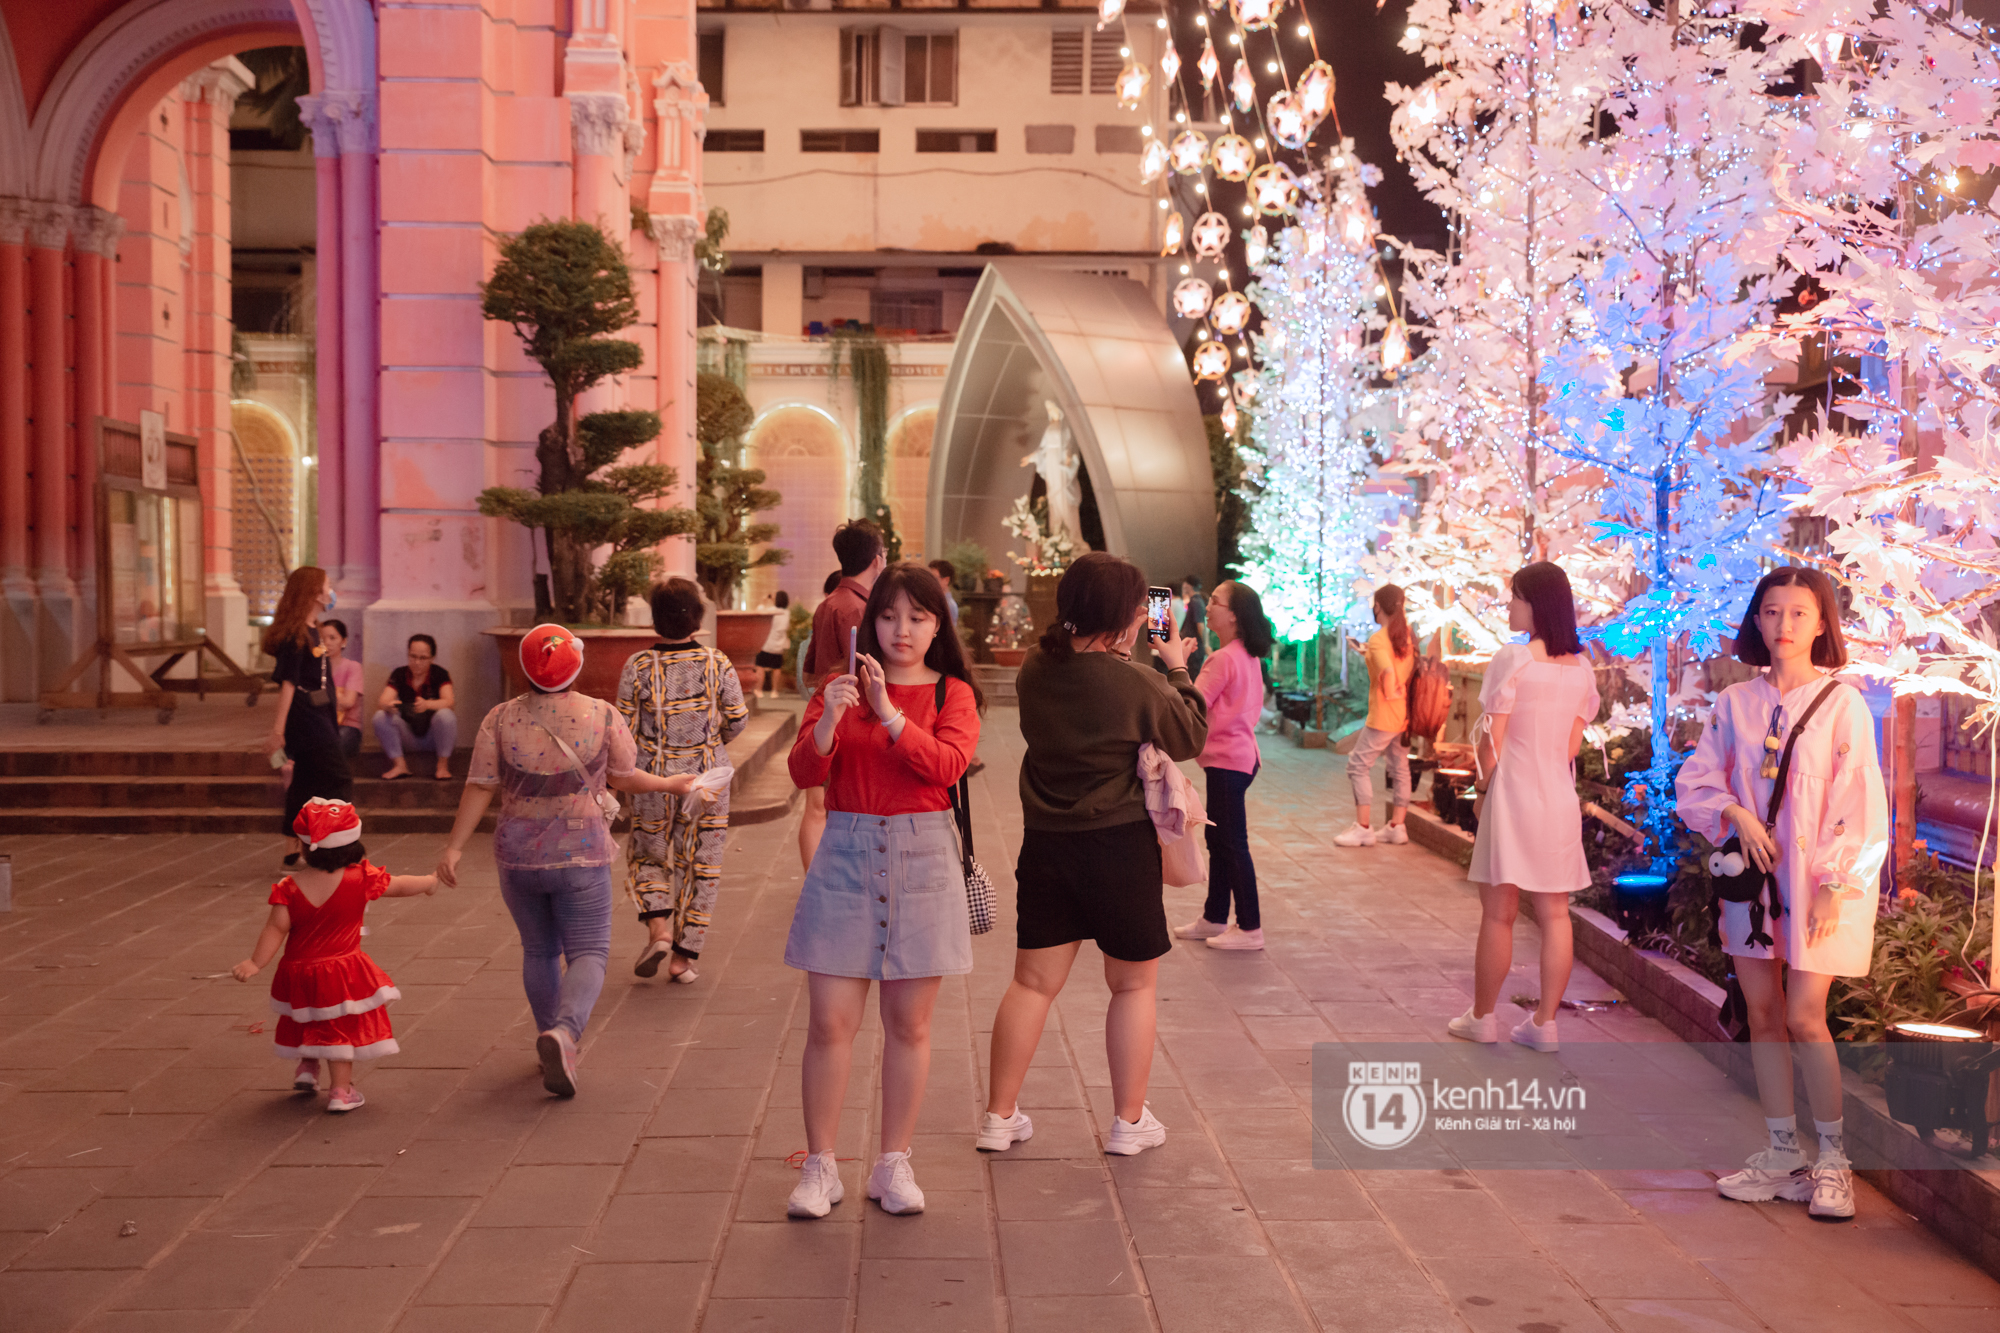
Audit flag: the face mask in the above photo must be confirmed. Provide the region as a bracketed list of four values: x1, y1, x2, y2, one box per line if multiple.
[323, 588, 337, 611]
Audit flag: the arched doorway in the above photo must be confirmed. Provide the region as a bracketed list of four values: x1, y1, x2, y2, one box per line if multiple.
[229, 399, 299, 618]
[743, 404, 850, 609]
[886, 405, 936, 559]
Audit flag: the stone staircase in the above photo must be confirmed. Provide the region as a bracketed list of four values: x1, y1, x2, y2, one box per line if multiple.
[0, 705, 800, 836]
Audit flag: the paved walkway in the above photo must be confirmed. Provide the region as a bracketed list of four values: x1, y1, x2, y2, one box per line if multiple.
[2, 713, 1996, 1332]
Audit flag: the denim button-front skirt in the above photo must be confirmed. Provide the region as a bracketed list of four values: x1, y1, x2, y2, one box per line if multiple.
[784, 810, 972, 980]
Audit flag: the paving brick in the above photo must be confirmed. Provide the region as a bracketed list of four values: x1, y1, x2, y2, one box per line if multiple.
[1120, 1187, 1271, 1257]
[697, 1298, 849, 1333]
[107, 1230, 313, 1309]
[240, 1263, 428, 1333]
[621, 1136, 751, 1194]
[10, 1194, 216, 1270]
[1008, 1294, 1153, 1333]
[988, 1158, 1116, 1221]
[855, 1257, 998, 1333]
[204, 1164, 378, 1232]
[472, 1164, 619, 1227]
[582, 1191, 731, 1263]
[710, 1220, 856, 1299]
[1143, 1254, 1316, 1333]
[994, 1218, 1136, 1297]
[859, 1189, 990, 1259]
[301, 1194, 479, 1268]
[548, 1261, 703, 1333]
[366, 1138, 520, 1197]
[414, 1225, 585, 1306]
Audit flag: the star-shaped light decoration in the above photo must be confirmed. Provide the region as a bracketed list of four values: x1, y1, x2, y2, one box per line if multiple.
[1161, 38, 1181, 83]
[1173, 277, 1215, 320]
[1231, 0, 1284, 33]
[1211, 290, 1253, 336]
[1210, 134, 1255, 182]
[1161, 210, 1187, 255]
[1243, 224, 1269, 267]
[1192, 340, 1232, 380]
[1248, 162, 1300, 216]
[1380, 320, 1411, 375]
[1267, 90, 1309, 150]
[1190, 210, 1232, 258]
[1169, 129, 1211, 175]
[1116, 59, 1150, 110]
[1198, 38, 1221, 88]
[1298, 61, 1335, 123]
[1219, 397, 1239, 436]
[1098, 0, 1126, 26]
[1342, 205, 1372, 251]
[1140, 137, 1170, 183]
[1230, 59, 1257, 113]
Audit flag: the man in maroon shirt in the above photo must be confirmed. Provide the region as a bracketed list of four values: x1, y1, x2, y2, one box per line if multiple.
[798, 519, 885, 869]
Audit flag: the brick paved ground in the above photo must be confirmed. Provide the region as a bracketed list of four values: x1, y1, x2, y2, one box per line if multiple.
[2, 711, 1997, 1331]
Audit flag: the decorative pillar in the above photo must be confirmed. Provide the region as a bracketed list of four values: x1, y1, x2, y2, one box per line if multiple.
[70, 209, 124, 592]
[650, 57, 709, 582]
[297, 94, 347, 587]
[27, 204, 81, 679]
[0, 199, 34, 699]
[568, 94, 632, 235]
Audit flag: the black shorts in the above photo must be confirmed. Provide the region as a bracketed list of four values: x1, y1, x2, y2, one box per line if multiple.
[753, 651, 785, 670]
[1014, 820, 1169, 962]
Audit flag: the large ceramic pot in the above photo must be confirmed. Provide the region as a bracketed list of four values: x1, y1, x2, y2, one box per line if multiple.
[483, 626, 663, 704]
[714, 610, 777, 692]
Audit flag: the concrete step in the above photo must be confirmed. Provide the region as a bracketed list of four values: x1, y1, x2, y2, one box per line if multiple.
[0, 806, 500, 835]
[0, 773, 478, 810]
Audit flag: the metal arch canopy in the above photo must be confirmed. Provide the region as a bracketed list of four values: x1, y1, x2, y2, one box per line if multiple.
[928, 264, 1217, 591]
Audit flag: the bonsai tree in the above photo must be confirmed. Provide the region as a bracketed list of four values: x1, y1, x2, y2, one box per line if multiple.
[478, 219, 694, 621]
[693, 373, 789, 607]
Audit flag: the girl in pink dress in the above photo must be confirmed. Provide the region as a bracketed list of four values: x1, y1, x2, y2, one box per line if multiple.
[233, 798, 437, 1112]
[1450, 562, 1600, 1053]
[1675, 566, 1886, 1220]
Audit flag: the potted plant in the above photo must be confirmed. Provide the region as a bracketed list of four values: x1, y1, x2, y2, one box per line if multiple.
[940, 541, 989, 593]
[694, 372, 789, 681]
[475, 219, 696, 697]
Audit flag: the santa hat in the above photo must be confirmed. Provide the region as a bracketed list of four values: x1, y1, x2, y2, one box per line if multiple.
[294, 797, 362, 851]
[521, 623, 585, 692]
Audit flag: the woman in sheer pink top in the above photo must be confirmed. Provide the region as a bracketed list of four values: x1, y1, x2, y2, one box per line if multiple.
[435, 626, 695, 1099]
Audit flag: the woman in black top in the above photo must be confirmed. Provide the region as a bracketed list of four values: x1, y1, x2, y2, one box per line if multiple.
[262, 567, 353, 864]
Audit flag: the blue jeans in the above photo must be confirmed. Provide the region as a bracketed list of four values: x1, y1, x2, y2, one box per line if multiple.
[1201, 766, 1260, 931]
[497, 863, 613, 1042]
[373, 708, 458, 761]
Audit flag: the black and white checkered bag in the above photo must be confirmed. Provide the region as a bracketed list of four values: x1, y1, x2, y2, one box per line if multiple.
[938, 678, 996, 935]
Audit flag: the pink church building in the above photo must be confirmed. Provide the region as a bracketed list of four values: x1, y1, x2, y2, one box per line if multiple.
[0, 0, 709, 726]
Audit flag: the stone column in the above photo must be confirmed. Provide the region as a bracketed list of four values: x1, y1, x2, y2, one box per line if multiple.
[568, 93, 631, 236]
[69, 208, 125, 597]
[296, 94, 347, 590]
[650, 213, 701, 580]
[0, 199, 34, 699]
[28, 204, 81, 679]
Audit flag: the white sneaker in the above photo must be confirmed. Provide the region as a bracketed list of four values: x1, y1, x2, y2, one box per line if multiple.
[786, 1150, 845, 1218]
[1381, 825, 1410, 845]
[975, 1107, 1034, 1152]
[1332, 824, 1377, 848]
[1807, 1153, 1855, 1220]
[867, 1150, 926, 1215]
[1510, 1015, 1558, 1052]
[1716, 1147, 1813, 1203]
[1206, 925, 1265, 950]
[1173, 916, 1229, 940]
[1105, 1104, 1167, 1156]
[1447, 1008, 1498, 1043]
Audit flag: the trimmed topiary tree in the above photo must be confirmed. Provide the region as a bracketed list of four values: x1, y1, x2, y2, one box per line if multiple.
[478, 219, 695, 622]
[693, 373, 788, 608]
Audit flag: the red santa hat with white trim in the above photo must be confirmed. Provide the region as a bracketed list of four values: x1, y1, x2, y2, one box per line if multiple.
[521, 623, 585, 692]
[293, 797, 362, 851]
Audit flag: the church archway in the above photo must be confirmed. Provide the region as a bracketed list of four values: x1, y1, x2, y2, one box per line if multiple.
[929, 264, 1217, 592]
[229, 399, 298, 617]
[886, 404, 936, 559]
[744, 403, 850, 609]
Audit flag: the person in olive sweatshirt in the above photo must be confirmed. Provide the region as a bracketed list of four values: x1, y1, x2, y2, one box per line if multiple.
[977, 552, 1208, 1159]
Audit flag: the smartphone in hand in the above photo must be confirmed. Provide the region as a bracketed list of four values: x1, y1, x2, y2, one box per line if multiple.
[1146, 586, 1173, 643]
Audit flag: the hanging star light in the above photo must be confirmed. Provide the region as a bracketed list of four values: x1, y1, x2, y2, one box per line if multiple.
[1161, 210, 1187, 255]
[1211, 289, 1253, 335]
[1192, 340, 1232, 379]
[1379, 320, 1410, 375]
[1198, 37, 1221, 88]
[1230, 59, 1257, 113]
[1173, 277, 1215, 319]
[1169, 128, 1211, 175]
[1244, 224, 1269, 267]
[1249, 162, 1300, 215]
[1341, 206, 1372, 251]
[1190, 210, 1233, 257]
[1161, 38, 1181, 83]
[1231, 0, 1284, 33]
[1210, 133, 1255, 182]
[1140, 136, 1170, 183]
[1267, 90, 1309, 150]
[1116, 58, 1150, 109]
[1298, 61, 1335, 123]
[1219, 397, 1239, 436]
[1098, 0, 1126, 27]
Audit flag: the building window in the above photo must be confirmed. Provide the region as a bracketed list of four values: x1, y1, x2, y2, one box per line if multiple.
[1094, 125, 1143, 154]
[706, 129, 765, 152]
[903, 33, 957, 105]
[844, 28, 957, 107]
[1088, 23, 1124, 95]
[1025, 124, 1075, 154]
[802, 129, 881, 153]
[916, 129, 995, 153]
[1051, 30, 1084, 94]
[874, 291, 945, 335]
[698, 31, 724, 107]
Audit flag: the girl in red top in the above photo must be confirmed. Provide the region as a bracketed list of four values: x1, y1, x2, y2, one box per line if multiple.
[782, 563, 983, 1221]
[233, 798, 437, 1112]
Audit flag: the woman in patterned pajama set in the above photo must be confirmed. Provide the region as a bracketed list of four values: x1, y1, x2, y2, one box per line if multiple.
[618, 579, 749, 984]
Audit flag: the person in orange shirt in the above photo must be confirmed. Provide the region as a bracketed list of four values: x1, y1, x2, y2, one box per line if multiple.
[1335, 585, 1416, 847]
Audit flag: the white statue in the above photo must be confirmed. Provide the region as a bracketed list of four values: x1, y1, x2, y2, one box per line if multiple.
[1020, 400, 1083, 549]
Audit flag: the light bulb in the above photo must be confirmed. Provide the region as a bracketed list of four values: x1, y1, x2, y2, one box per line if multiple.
[1120, 46, 1131, 57]
[1157, 16, 1168, 27]
[1196, 182, 1207, 193]
[1177, 111, 1188, 123]
[1297, 23, 1311, 36]
[1141, 125, 1153, 136]
[1406, 26, 1420, 38]
[1157, 198, 1170, 209]
[1266, 60, 1278, 73]
[1229, 33, 1241, 45]
[1196, 14, 1207, 25]
[1241, 204, 1254, 216]
[1254, 137, 1266, 149]
[1181, 264, 1191, 275]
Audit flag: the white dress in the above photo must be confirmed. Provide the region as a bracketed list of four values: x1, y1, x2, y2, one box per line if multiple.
[1467, 646, 1601, 893]
[1674, 674, 1887, 977]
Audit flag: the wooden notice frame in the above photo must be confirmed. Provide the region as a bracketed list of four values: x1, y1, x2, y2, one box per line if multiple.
[36, 418, 267, 723]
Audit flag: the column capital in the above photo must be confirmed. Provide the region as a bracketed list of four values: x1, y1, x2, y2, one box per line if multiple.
[0, 198, 33, 247]
[568, 92, 630, 157]
[26, 203, 71, 252]
[70, 208, 125, 259]
[181, 57, 255, 117]
[297, 90, 377, 156]
[648, 214, 703, 263]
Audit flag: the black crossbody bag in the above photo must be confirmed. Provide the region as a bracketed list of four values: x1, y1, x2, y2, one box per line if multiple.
[1706, 680, 1839, 950]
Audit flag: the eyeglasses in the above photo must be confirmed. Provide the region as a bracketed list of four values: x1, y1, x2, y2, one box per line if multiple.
[408, 652, 433, 662]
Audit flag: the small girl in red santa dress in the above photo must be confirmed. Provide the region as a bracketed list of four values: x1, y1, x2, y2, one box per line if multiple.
[232, 797, 437, 1112]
